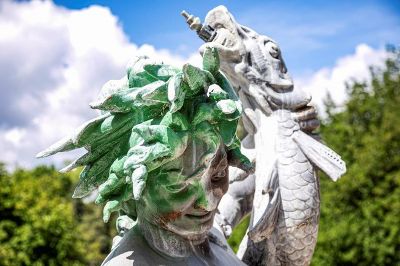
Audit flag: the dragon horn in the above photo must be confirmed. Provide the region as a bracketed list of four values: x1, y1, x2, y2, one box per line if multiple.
[181, 10, 216, 42]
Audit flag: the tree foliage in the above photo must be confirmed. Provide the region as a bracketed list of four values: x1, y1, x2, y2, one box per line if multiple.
[312, 47, 400, 265]
[0, 165, 115, 266]
[228, 215, 250, 253]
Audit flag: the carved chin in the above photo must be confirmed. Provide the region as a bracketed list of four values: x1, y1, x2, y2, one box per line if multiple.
[161, 211, 216, 240]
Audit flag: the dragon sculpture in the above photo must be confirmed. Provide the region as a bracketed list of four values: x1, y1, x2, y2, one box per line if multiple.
[183, 6, 346, 266]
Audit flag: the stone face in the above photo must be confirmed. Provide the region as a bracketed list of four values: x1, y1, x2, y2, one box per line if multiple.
[183, 5, 347, 266]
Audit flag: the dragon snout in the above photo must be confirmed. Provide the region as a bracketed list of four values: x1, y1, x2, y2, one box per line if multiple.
[264, 83, 311, 110]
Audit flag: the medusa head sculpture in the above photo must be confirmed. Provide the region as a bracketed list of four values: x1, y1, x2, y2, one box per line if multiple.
[37, 48, 251, 265]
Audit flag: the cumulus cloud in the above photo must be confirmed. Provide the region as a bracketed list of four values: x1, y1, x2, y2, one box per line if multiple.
[0, 1, 388, 170]
[294, 44, 388, 114]
[0, 0, 200, 169]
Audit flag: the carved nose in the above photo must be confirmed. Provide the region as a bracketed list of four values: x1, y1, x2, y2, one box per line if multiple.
[201, 191, 220, 212]
[204, 177, 228, 212]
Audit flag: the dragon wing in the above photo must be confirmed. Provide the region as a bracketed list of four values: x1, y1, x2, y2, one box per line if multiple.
[293, 130, 346, 181]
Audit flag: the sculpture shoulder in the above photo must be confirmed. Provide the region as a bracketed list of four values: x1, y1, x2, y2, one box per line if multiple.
[208, 241, 247, 266]
[101, 227, 186, 266]
[102, 226, 188, 266]
[101, 226, 245, 266]
[101, 227, 147, 266]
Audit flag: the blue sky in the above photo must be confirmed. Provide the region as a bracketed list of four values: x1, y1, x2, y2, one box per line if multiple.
[53, 0, 400, 76]
[0, 0, 398, 168]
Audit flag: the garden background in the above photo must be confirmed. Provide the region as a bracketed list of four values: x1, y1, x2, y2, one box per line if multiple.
[0, 1, 399, 265]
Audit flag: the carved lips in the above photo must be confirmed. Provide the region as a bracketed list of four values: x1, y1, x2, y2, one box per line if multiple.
[185, 210, 214, 224]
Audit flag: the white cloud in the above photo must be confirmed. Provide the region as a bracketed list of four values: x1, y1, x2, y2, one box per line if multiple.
[4, 128, 26, 146]
[294, 44, 388, 114]
[0, 0, 199, 169]
[0, 1, 387, 170]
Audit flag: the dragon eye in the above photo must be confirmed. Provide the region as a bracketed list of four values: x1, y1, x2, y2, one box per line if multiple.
[265, 42, 280, 59]
[213, 22, 224, 29]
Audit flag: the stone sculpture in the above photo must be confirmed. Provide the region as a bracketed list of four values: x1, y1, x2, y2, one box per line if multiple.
[37, 48, 251, 265]
[36, 6, 347, 265]
[183, 6, 347, 266]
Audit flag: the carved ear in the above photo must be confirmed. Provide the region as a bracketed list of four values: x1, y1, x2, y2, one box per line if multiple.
[202, 47, 220, 75]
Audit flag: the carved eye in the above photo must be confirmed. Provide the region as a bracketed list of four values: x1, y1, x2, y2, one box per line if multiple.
[213, 23, 224, 30]
[265, 42, 280, 58]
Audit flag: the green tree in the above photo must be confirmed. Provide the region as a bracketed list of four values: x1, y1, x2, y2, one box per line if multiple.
[0, 165, 115, 266]
[312, 47, 400, 265]
[228, 215, 250, 253]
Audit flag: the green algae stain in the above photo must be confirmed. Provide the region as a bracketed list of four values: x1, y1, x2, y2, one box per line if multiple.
[38, 47, 251, 226]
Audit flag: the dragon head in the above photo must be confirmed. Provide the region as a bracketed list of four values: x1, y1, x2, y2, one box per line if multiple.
[184, 6, 311, 115]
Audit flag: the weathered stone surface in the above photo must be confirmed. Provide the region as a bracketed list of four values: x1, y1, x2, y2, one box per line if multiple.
[183, 5, 347, 266]
[38, 48, 251, 265]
